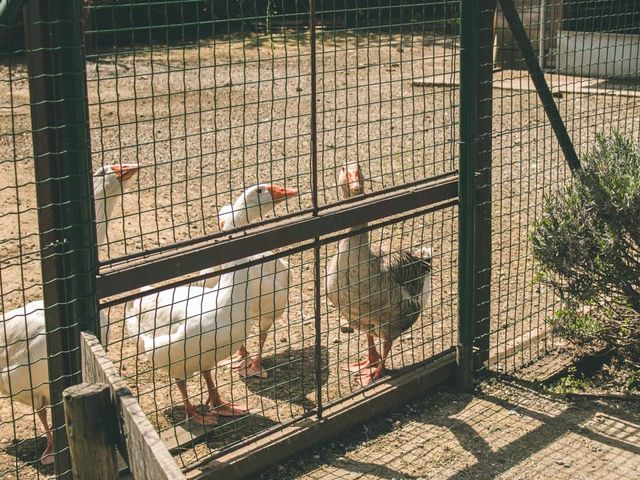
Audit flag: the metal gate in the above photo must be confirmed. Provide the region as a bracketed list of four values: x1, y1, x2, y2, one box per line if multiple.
[91, 0, 462, 475]
[1, 0, 639, 478]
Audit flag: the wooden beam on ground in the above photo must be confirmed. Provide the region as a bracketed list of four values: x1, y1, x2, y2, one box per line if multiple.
[63, 383, 119, 480]
[187, 349, 456, 480]
[161, 419, 217, 454]
[488, 331, 549, 366]
[412, 72, 640, 99]
[80, 332, 186, 480]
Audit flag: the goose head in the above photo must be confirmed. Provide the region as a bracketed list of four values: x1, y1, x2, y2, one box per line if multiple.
[93, 163, 139, 243]
[220, 183, 298, 231]
[94, 163, 139, 198]
[338, 161, 365, 199]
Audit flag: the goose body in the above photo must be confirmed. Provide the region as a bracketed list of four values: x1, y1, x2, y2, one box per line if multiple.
[326, 162, 432, 385]
[127, 269, 256, 381]
[0, 301, 48, 411]
[126, 184, 297, 423]
[0, 304, 111, 411]
[0, 164, 138, 464]
[198, 201, 292, 378]
[327, 245, 431, 340]
[201, 252, 290, 344]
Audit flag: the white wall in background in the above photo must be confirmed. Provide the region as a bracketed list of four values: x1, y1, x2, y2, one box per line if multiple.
[556, 30, 640, 78]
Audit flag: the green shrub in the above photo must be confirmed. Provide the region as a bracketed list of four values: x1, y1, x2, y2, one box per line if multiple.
[531, 133, 640, 356]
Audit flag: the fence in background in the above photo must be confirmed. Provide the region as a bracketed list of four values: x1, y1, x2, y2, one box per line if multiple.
[486, 0, 639, 372]
[0, 0, 638, 478]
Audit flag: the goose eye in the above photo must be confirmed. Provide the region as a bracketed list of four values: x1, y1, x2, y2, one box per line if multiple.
[257, 187, 264, 194]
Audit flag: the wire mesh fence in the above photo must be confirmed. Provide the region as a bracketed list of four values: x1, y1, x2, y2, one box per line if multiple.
[85, 2, 462, 471]
[104, 203, 457, 471]
[486, 0, 640, 372]
[1, 0, 639, 478]
[2, 1, 461, 478]
[0, 9, 47, 480]
[81, 1, 462, 262]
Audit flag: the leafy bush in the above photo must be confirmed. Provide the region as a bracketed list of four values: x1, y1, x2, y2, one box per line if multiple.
[531, 133, 640, 356]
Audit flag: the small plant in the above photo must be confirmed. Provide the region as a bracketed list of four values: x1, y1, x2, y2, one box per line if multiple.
[531, 133, 640, 358]
[548, 367, 589, 394]
[628, 368, 640, 391]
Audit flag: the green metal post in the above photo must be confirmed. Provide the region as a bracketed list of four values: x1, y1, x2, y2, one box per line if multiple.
[457, 0, 480, 392]
[24, 1, 96, 477]
[473, 2, 496, 369]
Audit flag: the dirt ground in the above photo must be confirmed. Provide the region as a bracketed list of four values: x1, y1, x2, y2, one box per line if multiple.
[1, 27, 639, 479]
[252, 372, 640, 480]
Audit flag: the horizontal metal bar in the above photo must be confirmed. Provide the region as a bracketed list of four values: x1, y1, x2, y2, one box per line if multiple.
[99, 197, 458, 309]
[99, 170, 458, 268]
[97, 174, 458, 299]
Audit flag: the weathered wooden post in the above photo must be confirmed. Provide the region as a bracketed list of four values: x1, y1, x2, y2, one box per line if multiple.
[80, 332, 187, 480]
[63, 383, 119, 480]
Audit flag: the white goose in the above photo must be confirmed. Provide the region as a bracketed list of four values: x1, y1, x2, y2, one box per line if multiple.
[0, 164, 139, 465]
[126, 184, 297, 425]
[200, 186, 294, 378]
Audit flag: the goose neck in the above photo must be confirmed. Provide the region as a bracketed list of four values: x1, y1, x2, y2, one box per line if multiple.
[94, 187, 120, 245]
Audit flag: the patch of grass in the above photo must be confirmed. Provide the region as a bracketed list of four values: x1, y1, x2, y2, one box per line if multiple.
[547, 366, 592, 394]
[546, 354, 640, 396]
[626, 367, 640, 390]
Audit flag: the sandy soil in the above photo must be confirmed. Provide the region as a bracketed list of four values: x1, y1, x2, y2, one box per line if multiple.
[0, 27, 638, 479]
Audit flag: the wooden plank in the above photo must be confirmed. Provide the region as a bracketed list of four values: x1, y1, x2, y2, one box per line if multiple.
[161, 419, 218, 454]
[63, 383, 119, 480]
[489, 331, 549, 365]
[413, 72, 640, 98]
[80, 332, 186, 480]
[187, 350, 456, 480]
[97, 177, 458, 299]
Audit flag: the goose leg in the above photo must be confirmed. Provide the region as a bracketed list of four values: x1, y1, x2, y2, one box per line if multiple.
[218, 345, 249, 367]
[176, 378, 218, 425]
[357, 338, 392, 386]
[202, 370, 249, 416]
[342, 334, 380, 373]
[237, 329, 269, 379]
[36, 408, 54, 465]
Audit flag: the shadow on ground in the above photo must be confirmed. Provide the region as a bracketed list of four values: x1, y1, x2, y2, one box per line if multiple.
[251, 374, 640, 480]
[3, 437, 53, 477]
[241, 345, 330, 412]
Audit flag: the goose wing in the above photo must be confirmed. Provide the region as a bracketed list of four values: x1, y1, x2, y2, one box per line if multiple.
[380, 249, 433, 338]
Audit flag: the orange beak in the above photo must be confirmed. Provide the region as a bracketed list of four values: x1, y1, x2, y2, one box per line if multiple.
[268, 184, 298, 201]
[345, 168, 363, 194]
[111, 163, 139, 181]
[218, 218, 226, 230]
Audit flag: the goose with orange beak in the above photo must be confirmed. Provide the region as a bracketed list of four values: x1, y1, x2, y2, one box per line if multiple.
[326, 161, 432, 386]
[127, 183, 297, 424]
[1, 163, 139, 464]
[201, 183, 298, 378]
